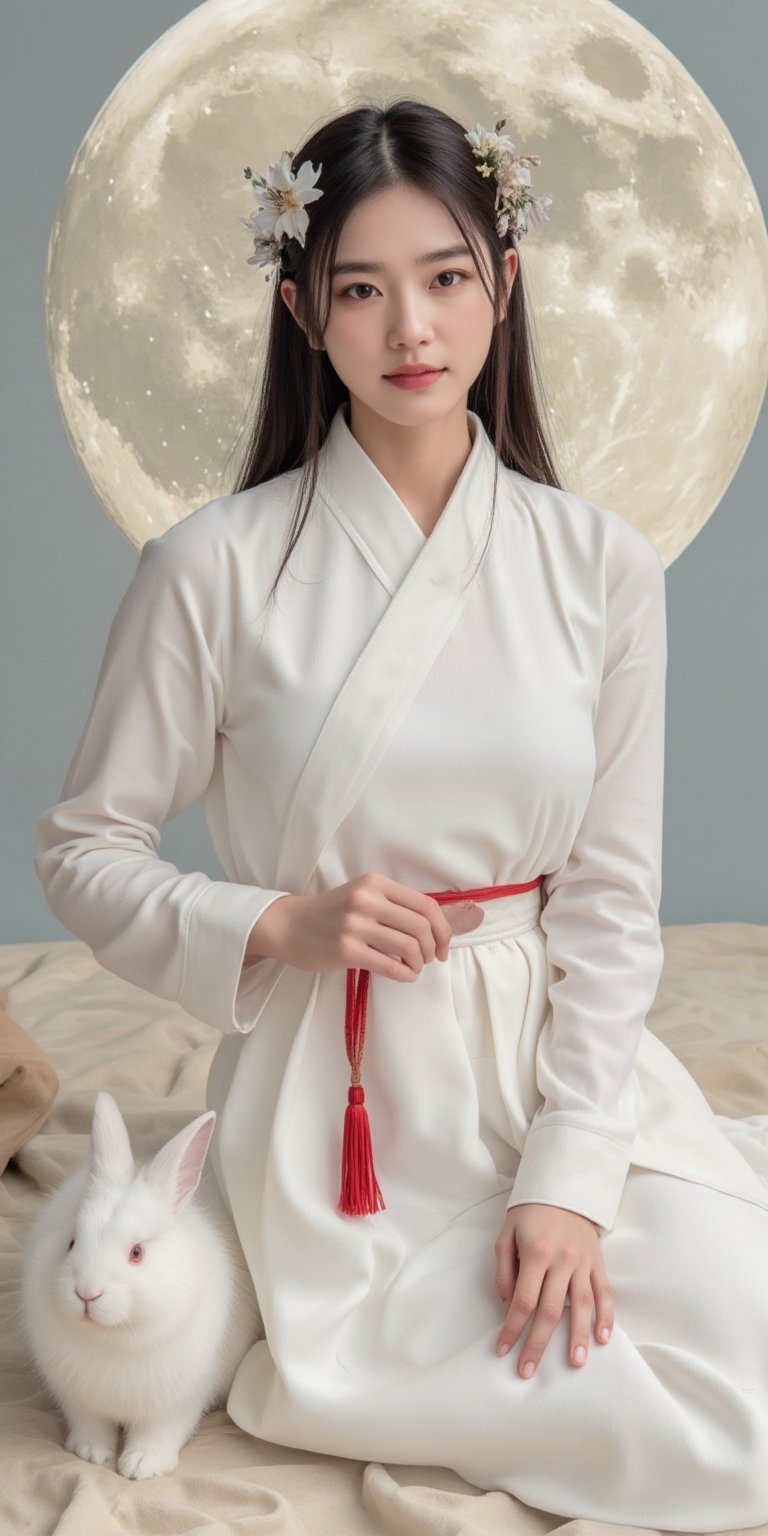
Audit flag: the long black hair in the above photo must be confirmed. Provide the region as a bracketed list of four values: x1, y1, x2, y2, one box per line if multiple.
[226, 96, 564, 608]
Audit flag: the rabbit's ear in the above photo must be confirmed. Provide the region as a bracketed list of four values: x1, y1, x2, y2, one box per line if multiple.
[89, 1091, 135, 1184]
[146, 1112, 216, 1216]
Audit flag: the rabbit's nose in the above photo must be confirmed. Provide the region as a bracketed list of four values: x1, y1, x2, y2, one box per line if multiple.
[75, 1289, 103, 1303]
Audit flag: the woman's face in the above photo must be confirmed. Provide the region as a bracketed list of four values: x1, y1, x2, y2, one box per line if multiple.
[280, 183, 517, 427]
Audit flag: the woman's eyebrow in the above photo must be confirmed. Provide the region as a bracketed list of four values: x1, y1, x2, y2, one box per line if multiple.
[331, 244, 473, 276]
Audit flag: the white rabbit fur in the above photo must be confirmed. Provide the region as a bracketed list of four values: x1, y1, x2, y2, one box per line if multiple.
[20, 1089, 264, 1479]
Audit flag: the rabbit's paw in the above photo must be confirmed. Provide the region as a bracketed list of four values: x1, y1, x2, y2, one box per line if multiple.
[118, 1438, 181, 1480]
[65, 1420, 117, 1465]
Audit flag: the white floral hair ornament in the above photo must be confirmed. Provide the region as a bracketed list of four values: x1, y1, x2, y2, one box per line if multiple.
[237, 150, 325, 283]
[238, 118, 552, 282]
[464, 118, 553, 239]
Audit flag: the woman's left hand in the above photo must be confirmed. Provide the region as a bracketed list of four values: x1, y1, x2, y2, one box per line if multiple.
[493, 1202, 613, 1378]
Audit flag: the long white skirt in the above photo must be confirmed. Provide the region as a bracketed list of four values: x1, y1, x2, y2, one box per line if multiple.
[218, 886, 768, 1532]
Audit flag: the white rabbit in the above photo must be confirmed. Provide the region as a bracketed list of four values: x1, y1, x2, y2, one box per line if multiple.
[20, 1089, 265, 1479]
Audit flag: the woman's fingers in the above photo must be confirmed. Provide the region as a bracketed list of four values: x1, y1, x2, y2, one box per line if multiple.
[505, 1262, 574, 1378]
[496, 1257, 614, 1377]
[495, 1246, 555, 1373]
[494, 1208, 613, 1379]
[568, 1269, 600, 1368]
[592, 1270, 614, 1347]
[494, 1238, 518, 1312]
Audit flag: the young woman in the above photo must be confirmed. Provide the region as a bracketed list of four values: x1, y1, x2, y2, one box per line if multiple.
[35, 99, 768, 1528]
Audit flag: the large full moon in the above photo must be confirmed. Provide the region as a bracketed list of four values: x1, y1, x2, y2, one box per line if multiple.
[45, 0, 767, 566]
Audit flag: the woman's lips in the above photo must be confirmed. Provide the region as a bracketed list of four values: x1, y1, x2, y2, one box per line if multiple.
[384, 369, 446, 390]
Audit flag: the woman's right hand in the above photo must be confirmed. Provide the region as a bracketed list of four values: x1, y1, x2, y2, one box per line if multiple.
[245, 873, 483, 980]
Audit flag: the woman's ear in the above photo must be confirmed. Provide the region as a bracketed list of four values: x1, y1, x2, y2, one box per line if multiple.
[279, 277, 300, 326]
[279, 277, 322, 352]
[496, 247, 519, 326]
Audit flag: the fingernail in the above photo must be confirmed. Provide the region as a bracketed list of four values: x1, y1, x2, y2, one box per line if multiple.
[497, 1343, 511, 1355]
[521, 1360, 535, 1378]
[599, 1326, 610, 1341]
[573, 1345, 586, 1364]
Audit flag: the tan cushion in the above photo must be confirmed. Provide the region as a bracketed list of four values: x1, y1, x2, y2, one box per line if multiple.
[0, 988, 59, 1175]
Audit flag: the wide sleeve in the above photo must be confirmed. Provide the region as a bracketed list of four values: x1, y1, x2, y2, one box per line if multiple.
[505, 521, 668, 1235]
[33, 526, 292, 1036]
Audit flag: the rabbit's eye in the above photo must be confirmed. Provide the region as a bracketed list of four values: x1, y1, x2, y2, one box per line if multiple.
[129, 1243, 144, 1264]
[68, 1239, 74, 1251]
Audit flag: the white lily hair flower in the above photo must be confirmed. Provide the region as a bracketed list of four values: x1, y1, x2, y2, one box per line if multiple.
[237, 150, 324, 283]
[464, 118, 553, 240]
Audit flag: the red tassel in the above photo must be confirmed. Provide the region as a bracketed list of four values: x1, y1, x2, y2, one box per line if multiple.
[338, 967, 385, 1215]
[335, 881, 545, 1216]
[336, 884, 546, 1216]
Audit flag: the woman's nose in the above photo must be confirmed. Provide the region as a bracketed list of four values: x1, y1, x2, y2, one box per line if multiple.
[387, 299, 433, 346]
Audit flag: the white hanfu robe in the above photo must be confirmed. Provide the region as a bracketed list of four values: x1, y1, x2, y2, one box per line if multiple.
[35, 402, 768, 1530]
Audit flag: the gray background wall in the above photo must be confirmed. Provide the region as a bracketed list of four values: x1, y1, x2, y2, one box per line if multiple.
[2, 0, 766, 941]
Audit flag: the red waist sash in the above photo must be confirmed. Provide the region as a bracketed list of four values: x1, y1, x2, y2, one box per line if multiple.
[339, 877, 544, 1216]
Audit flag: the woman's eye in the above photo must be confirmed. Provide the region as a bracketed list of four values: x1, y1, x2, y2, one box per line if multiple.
[341, 271, 467, 300]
